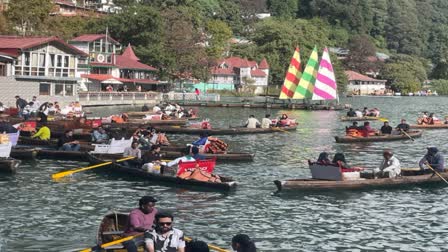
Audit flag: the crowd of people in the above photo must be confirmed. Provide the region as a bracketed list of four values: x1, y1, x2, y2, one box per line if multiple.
[314, 147, 445, 179]
[346, 107, 380, 118]
[345, 119, 410, 137]
[244, 113, 295, 128]
[416, 111, 448, 125]
[144, 103, 196, 119]
[122, 196, 257, 252]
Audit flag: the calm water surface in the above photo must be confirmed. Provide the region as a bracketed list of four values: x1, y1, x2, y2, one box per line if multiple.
[1, 96, 448, 251]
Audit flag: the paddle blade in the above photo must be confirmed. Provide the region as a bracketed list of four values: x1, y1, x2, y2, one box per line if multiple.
[79, 233, 143, 252]
[51, 156, 135, 180]
[378, 117, 389, 122]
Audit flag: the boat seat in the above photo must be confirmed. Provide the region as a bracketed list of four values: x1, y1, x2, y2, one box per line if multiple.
[102, 231, 124, 235]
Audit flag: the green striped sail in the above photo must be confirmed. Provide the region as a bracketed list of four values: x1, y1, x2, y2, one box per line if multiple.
[293, 46, 319, 99]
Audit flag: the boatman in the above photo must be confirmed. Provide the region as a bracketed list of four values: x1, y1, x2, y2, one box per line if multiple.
[346, 108, 356, 117]
[144, 212, 186, 252]
[396, 119, 410, 132]
[245, 115, 260, 128]
[123, 196, 158, 252]
[419, 147, 445, 172]
[374, 150, 401, 178]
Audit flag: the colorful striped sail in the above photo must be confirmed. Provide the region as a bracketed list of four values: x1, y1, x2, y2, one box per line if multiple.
[279, 48, 302, 99]
[312, 47, 337, 100]
[293, 46, 319, 99]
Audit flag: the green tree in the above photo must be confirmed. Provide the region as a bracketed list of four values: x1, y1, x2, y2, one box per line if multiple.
[0, 13, 9, 34]
[44, 16, 97, 40]
[6, 0, 54, 36]
[345, 34, 379, 73]
[381, 54, 427, 93]
[430, 79, 448, 95]
[206, 20, 233, 59]
[267, 0, 299, 19]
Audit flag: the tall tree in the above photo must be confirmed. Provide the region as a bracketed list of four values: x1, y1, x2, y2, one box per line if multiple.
[267, 0, 299, 19]
[6, 0, 54, 36]
[345, 35, 379, 74]
[206, 20, 233, 59]
[381, 54, 427, 93]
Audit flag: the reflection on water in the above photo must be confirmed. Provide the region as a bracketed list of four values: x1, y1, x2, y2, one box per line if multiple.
[1, 97, 448, 251]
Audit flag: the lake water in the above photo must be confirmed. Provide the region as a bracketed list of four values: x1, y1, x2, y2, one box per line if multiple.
[1, 96, 448, 251]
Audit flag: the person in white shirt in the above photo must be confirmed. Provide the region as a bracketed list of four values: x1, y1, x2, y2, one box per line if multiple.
[123, 142, 142, 159]
[245, 115, 260, 128]
[153, 105, 162, 114]
[261, 114, 272, 129]
[355, 109, 363, 118]
[374, 150, 401, 178]
[144, 212, 185, 252]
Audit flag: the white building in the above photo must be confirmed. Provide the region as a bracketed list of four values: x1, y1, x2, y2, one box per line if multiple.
[209, 56, 269, 94]
[345, 70, 387, 95]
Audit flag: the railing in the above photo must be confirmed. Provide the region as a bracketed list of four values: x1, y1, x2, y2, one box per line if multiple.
[165, 93, 220, 102]
[78, 91, 160, 105]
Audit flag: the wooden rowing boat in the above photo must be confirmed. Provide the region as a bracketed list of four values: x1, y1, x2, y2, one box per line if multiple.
[17, 137, 95, 151]
[102, 118, 187, 127]
[96, 212, 133, 252]
[126, 111, 199, 120]
[87, 153, 237, 192]
[0, 158, 21, 174]
[161, 151, 254, 162]
[410, 124, 448, 129]
[152, 125, 298, 135]
[334, 130, 423, 143]
[10, 148, 38, 160]
[340, 116, 379, 121]
[274, 172, 448, 191]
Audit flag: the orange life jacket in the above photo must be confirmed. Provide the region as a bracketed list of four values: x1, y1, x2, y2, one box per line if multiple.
[347, 129, 361, 137]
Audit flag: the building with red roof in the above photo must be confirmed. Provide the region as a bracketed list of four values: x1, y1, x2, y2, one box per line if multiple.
[0, 35, 89, 104]
[70, 34, 159, 91]
[345, 70, 387, 95]
[209, 56, 269, 94]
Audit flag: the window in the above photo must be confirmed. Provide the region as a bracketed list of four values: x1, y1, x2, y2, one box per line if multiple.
[39, 83, 51, 95]
[24, 52, 30, 66]
[57, 55, 62, 67]
[39, 53, 46, 67]
[64, 56, 69, 68]
[55, 84, 64, 95]
[65, 84, 74, 96]
[49, 54, 55, 67]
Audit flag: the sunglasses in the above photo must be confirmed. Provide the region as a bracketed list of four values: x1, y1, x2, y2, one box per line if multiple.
[158, 222, 172, 226]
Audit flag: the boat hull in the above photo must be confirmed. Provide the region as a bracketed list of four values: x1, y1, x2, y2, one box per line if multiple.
[410, 124, 448, 129]
[340, 116, 379, 121]
[152, 126, 297, 135]
[274, 172, 448, 191]
[161, 151, 254, 162]
[0, 158, 21, 174]
[87, 153, 237, 192]
[334, 130, 423, 143]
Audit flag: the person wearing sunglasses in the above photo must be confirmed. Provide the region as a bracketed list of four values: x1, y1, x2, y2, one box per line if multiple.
[123, 196, 158, 252]
[144, 212, 185, 252]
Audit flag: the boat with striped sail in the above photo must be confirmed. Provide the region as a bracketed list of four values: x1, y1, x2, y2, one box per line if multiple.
[279, 47, 302, 99]
[292, 46, 319, 100]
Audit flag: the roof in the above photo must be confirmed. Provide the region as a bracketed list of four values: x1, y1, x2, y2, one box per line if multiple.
[218, 56, 257, 69]
[251, 69, 266, 77]
[70, 34, 119, 44]
[54, 0, 76, 6]
[122, 44, 140, 61]
[115, 55, 157, 71]
[259, 58, 269, 69]
[0, 36, 87, 57]
[345, 70, 386, 82]
[211, 67, 235, 76]
[81, 74, 159, 85]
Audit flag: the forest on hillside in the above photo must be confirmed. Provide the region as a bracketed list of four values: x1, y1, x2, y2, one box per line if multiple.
[4, 0, 448, 94]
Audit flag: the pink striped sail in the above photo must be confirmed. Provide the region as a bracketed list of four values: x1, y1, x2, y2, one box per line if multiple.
[312, 47, 337, 100]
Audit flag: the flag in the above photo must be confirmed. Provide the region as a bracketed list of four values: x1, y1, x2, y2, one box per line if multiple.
[279, 48, 301, 99]
[312, 47, 337, 100]
[293, 46, 319, 99]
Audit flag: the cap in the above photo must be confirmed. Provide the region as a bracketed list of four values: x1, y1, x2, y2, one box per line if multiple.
[139, 196, 158, 205]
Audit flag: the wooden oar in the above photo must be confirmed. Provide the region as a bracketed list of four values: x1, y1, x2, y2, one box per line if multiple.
[51, 156, 135, 179]
[399, 129, 414, 141]
[79, 233, 143, 252]
[425, 162, 448, 185]
[272, 127, 289, 133]
[185, 236, 229, 252]
[378, 117, 389, 122]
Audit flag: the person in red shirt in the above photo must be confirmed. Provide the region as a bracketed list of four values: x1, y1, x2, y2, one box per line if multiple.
[123, 196, 158, 252]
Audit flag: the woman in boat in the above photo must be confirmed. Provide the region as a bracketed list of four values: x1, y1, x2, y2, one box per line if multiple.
[317, 152, 332, 165]
[231, 234, 257, 252]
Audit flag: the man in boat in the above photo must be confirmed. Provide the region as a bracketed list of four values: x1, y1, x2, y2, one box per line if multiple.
[144, 211, 186, 252]
[362, 107, 369, 116]
[395, 119, 410, 132]
[123, 196, 158, 252]
[419, 147, 445, 172]
[91, 126, 109, 144]
[192, 132, 208, 147]
[166, 146, 195, 168]
[15, 95, 28, 118]
[261, 114, 272, 128]
[124, 142, 142, 159]
[57, 129, 80, 151]
[142, 145, 166, 173]
[0, 118, 18, 134]
[380, 121, 392, 134]
[374, 150, 401, 178]
[346, 108, 356, 117]
[31, 123, 51, 141]
[153, 104, 162, 114]
[191, 146, 206, 160]
[37, 102, 53, 123]
[245, 115, 260, 128]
